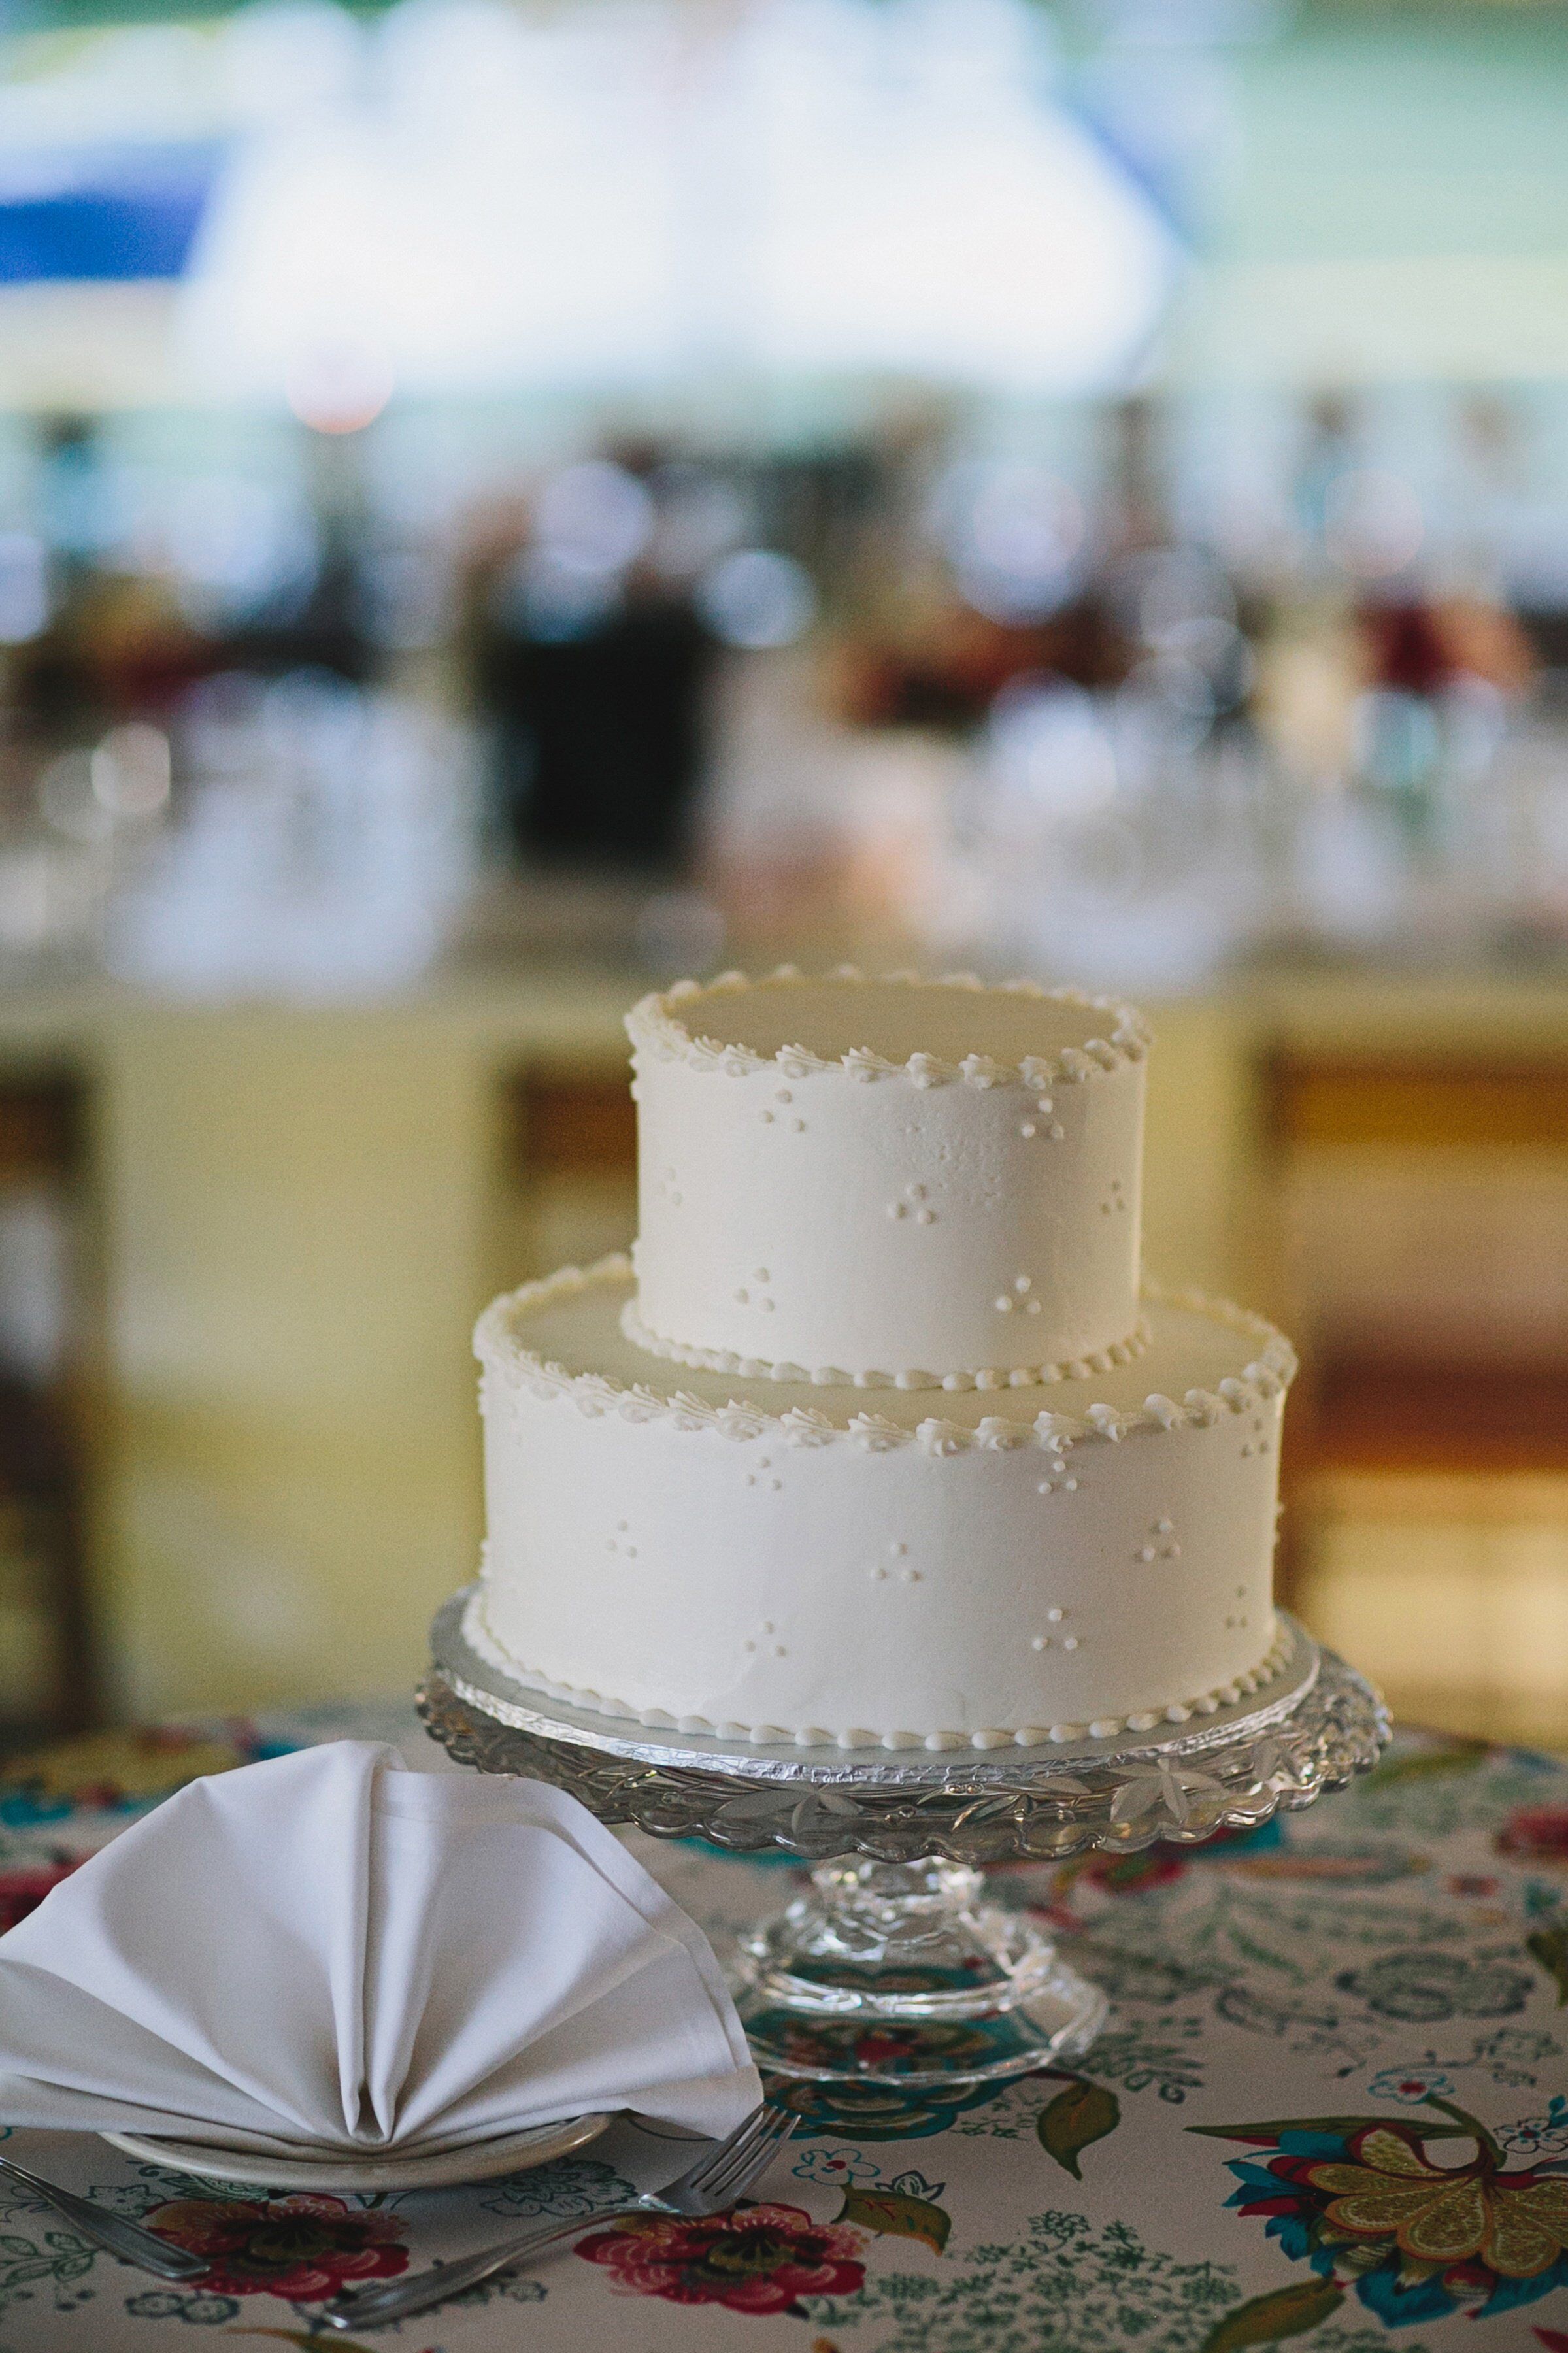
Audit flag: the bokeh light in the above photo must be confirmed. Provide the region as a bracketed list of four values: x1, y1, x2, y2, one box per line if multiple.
[698, 550, 817, 650]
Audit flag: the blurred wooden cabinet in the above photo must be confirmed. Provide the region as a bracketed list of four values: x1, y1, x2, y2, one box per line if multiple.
[0, 1073, 93, 1743]
[1269, 1054, 1568, 1375]
[1269, 1048, 1568, 1746]
[493, 1061, 637, 1291]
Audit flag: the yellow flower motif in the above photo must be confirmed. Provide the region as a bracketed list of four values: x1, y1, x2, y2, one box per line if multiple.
[1486, 2178, 1568, 2279]
[1308, 2127, 1568, 2280]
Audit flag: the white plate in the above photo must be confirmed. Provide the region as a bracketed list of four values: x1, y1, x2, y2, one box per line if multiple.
[101, 2111, 612, 2192]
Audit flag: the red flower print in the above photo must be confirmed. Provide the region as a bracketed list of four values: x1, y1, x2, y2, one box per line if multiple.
[575, 2199, 866, 2316]
[0, 1861, 77, 1932]
[1497, 1809, 1568, 1863]
[145, 2194, 407, 2301]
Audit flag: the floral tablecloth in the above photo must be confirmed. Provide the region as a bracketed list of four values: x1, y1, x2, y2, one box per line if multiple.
[3, 1700, 1567, 2353]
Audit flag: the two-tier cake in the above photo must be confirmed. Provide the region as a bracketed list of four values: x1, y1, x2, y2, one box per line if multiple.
[468, 969, 1296, 1751]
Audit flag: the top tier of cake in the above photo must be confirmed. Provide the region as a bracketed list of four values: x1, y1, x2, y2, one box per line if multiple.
[624, 968, 1150, 1392]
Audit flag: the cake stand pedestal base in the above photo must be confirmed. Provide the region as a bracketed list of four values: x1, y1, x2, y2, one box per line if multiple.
[420, 1592, 1388, 2088]
[733, 1856, 1107, 2088]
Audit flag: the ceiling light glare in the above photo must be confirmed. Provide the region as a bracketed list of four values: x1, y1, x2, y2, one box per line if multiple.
[284, 343, 396, 435]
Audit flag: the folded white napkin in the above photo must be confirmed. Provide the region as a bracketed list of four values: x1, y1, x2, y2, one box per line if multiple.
[0, 1741, 761, 2157]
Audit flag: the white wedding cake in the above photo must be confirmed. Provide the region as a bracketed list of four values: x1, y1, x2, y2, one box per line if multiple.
[469, 970, 1296, 1750]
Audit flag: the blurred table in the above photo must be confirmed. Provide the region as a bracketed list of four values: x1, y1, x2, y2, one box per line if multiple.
[3, 1699, 1568, 2348]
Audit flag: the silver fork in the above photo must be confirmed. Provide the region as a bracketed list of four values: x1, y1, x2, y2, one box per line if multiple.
[319, 2101, 796, 2332]
[0, 2157, 210, 2280]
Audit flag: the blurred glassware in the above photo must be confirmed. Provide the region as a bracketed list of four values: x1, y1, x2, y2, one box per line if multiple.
[0, 838, 108, 976]
[647, 473, 748, 586]
[930, 663, 1267, 990]
[633, 888, 726, 980]
[697, 551, 816, 652]
[91, 723, 171, 820]
[38, 750, 114, 846]
[535, 461, 654, 578]
[929, 461, 1087, 626]
[0, 535, 50, 646]
[164, 475, 320, 632]
[985, 674, 1116, 821]
[107, 671, 479, 998]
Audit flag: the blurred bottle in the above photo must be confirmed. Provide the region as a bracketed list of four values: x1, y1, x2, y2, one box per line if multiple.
[469, 453, 719, 877]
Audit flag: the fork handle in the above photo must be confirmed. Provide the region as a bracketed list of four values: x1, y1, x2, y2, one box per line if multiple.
[319, 2203, 635, 2331]
[0, 2160, 209, 2280]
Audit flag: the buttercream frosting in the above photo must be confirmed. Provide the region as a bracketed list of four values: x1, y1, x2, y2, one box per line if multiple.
[470, 970, 1297, 1752]
[627, 967, 1148, 1382]
[475, 1260, 1293, 1744]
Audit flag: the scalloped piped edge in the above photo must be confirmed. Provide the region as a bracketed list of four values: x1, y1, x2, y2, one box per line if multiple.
[626, 965, 1150, 1089]
[462, 1586, 1292, 1751]
[475, 1256, 1298, 1450]
[619, 1298, 1155, 1393]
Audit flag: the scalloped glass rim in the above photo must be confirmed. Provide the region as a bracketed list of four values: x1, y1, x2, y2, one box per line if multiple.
[419, 1601, 1393, 1865]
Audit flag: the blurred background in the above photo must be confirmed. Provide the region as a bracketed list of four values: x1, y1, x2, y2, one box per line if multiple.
[0, 0, 1563, 1756]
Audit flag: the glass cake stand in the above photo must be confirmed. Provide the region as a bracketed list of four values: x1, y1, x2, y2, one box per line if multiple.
[420, 1588, 1388, 2090]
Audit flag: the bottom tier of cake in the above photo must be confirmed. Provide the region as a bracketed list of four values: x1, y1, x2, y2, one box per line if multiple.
[473, 1258, 1297, 1750]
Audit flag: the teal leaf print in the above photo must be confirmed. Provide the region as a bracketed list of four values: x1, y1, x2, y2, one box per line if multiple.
[0, 2226, 98, 2315]
[478, 2154, 635, 2218]
[1335, 1948, 1532, 2023]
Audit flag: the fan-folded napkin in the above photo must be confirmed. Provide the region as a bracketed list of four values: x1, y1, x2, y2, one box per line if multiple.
[0, 1741, 761, 2157]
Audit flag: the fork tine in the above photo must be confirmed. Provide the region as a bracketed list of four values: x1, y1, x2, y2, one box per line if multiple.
[659, 2101, 767, 2202]
[686, 2103, 775, 2193]
[699, 2105, 796, 2205]
[749, 2104, 797, 2164]
[739, 2104, 795, 2163]
[720, 2105, 795, 2181]
[713, 2105, 795, 2201]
